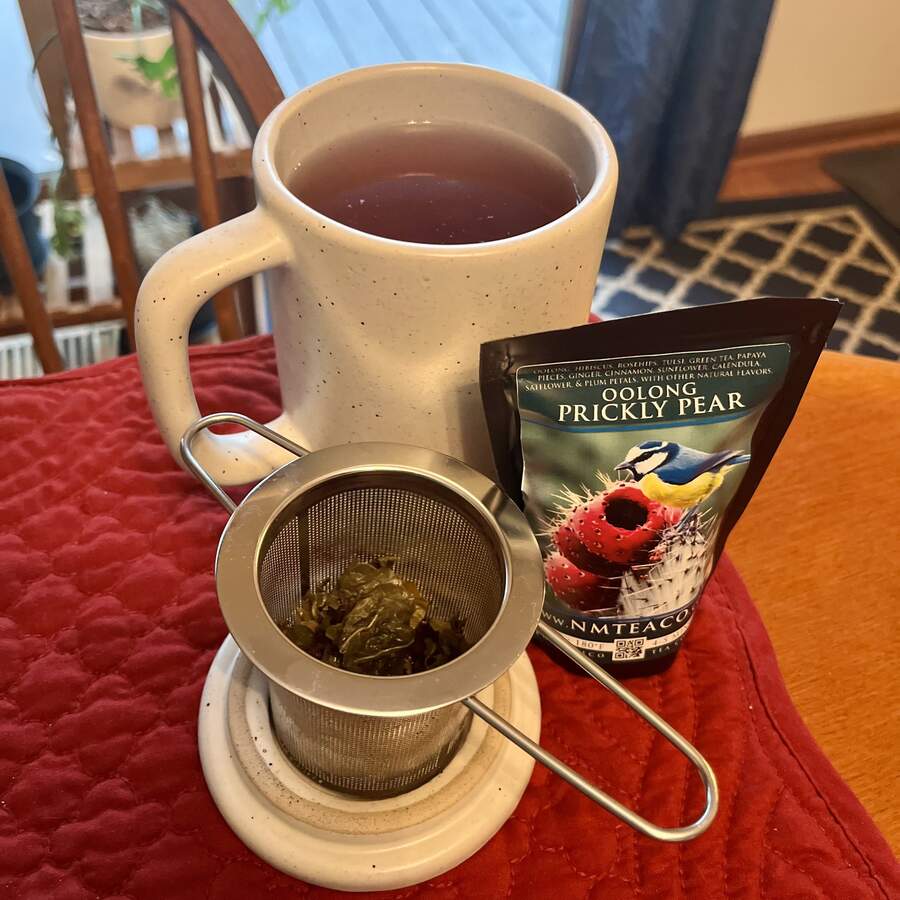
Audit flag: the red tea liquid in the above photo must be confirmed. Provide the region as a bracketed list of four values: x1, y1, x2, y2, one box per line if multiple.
[288, 123, 579, 244]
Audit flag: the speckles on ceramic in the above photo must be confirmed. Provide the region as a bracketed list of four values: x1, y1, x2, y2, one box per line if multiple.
[136, 63, 617, 485]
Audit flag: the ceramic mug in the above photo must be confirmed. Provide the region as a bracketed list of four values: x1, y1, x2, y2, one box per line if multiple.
[136, 63, 617, 484]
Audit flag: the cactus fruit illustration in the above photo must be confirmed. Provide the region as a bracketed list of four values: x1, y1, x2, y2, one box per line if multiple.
[569, 484, 667, 566]
[543, 471, 721, 619]
[619, 522, 712, 616]
[551, 506, 625, 576]
[544, 552, 619, 612]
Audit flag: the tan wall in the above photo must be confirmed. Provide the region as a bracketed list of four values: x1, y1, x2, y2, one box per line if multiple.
[741, 0, 900, 135]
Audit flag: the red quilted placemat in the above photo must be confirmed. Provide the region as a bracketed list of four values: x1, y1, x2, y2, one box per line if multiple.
[1, 337, 897, 899]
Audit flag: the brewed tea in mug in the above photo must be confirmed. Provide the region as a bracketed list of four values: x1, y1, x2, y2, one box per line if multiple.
[136, 63, 617, 485]
[288, 123, 581, 245]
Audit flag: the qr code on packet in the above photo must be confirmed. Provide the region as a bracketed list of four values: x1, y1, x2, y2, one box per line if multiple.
[613, 638, 646, 660]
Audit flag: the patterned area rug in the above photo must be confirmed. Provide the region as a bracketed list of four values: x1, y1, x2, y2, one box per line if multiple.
[593, 194, 899, 361]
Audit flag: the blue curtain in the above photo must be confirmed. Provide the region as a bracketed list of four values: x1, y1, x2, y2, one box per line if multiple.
[565, 0, 773, 238]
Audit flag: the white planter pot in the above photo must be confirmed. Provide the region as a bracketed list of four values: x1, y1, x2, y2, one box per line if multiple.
[82, 26, 183, 129]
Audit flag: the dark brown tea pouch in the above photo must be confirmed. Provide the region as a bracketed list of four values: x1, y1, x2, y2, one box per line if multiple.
[480, 298, 839, 675]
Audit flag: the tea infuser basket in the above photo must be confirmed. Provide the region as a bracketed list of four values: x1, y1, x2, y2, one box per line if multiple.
[183, 413, 718, 841]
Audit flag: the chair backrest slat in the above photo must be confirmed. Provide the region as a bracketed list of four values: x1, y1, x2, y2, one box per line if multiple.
[20, 1, 71, 168]
[174, 0, 284, 129]
[170, 8, 242, 342]
[0, 174, 64, 373]
[52, 0, 141, 349]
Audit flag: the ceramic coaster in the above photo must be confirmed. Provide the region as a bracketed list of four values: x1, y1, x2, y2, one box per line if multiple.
[198, 636, 541, 891]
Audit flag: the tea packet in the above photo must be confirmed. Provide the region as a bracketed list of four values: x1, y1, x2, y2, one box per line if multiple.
[480, 298, 839, 674]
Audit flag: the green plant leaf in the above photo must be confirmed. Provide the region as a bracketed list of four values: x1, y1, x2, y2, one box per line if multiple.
[124, 43, 180, 98]
[248, 0, 297, 35]
[49, 183, 84, 260]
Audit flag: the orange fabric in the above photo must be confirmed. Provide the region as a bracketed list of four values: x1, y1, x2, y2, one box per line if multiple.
[730, 350, 900, 849]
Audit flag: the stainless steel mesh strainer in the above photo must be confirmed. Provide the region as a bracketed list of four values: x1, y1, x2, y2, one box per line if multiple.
[183, 413, 718, 841]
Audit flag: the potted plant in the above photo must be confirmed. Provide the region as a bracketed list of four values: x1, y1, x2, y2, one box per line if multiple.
[50, 181, 84, 263]
[75, 1, 298, 129]
[76, 0, 182, 129]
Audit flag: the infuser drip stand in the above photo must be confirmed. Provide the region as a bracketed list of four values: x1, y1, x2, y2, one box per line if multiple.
[198, 636, 541, 892]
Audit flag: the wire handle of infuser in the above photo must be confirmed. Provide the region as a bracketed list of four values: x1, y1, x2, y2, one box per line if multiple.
[464, 621, 718, 842]
[180, 413, 310, 512]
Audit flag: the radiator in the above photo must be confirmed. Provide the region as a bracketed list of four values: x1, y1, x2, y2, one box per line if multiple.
[0, 320, 125, 380]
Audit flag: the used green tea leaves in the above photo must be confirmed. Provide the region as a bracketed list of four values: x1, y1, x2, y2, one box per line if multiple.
[282, 557, 469, 675]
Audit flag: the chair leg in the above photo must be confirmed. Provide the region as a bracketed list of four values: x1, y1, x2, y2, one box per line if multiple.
[53, 0, 141, 350]
[0, 174, 64, 374]
[221, 177, 257, 335]
[171, 7, 243, 342]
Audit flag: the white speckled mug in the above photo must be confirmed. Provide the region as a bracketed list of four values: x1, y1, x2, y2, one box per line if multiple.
[136, 63, 617, 484]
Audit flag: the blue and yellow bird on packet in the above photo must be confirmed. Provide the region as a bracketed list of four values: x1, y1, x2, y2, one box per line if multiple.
[479, 298, 839, 676]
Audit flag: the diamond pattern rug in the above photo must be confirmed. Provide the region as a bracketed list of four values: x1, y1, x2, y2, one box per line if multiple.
[593, 194, 899, 361]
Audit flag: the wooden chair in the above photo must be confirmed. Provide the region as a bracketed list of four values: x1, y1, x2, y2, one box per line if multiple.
[1, 0, 284, 374]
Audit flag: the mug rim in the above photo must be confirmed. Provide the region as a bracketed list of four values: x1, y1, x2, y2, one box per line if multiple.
[253, 62, 618, 254]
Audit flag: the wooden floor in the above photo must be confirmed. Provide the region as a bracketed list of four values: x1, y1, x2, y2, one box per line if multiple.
[233, 0, 566, 93]
[721, 113, 900, 201]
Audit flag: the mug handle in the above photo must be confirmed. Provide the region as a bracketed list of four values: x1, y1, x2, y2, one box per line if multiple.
[136, 208, 295, 486]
